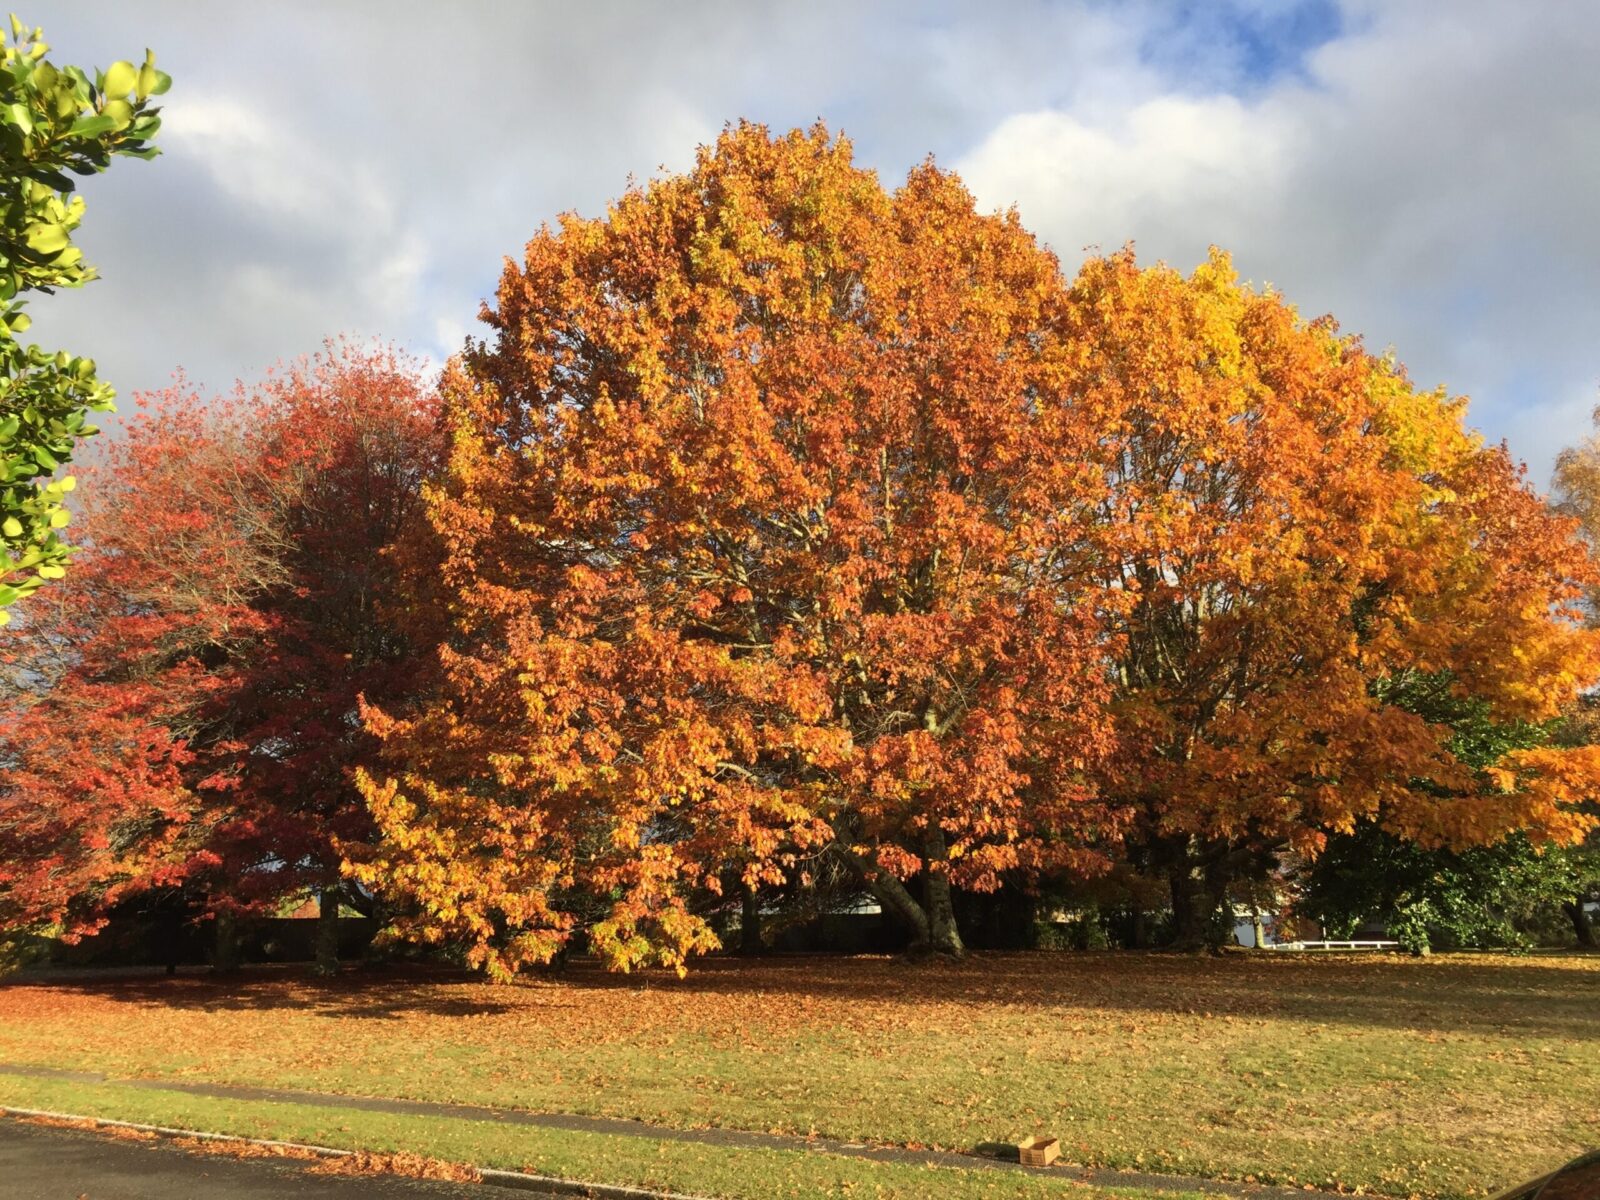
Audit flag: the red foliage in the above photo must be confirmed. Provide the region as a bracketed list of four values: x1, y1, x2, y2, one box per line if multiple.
[0, 343, 440, 939]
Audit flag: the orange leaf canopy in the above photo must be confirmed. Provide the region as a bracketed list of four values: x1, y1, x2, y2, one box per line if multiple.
[358, 123, 1600, 974]
[357, 123, 1120, 974]
[1065, 249, 1600, 892]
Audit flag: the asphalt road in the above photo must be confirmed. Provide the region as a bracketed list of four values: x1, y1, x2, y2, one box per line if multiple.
[0, 1120, 554, 1199]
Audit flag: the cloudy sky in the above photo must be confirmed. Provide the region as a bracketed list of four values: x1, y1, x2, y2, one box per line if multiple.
[33, 0, 1600, 486]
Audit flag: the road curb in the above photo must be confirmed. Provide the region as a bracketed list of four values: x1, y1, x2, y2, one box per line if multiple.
[0, 1104, 708, 1200]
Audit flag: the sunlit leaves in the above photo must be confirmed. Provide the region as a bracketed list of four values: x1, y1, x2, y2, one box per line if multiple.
[358, 124, 1600, 975]
[0, 21, 168, 613]
[358, 123, 1120, 973]
[1071, 250, 1600, 936]
[0, 344, 440, 944]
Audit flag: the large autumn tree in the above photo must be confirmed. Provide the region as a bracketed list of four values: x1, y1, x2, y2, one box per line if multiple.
[356, 123, 1120, 973]
[0, 344, 439, 969]
[1071, 250, 1600, 946]
[1545, 408, 1600, 945]
[361, 124, 1600, 974]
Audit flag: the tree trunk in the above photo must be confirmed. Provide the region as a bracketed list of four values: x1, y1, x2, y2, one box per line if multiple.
[922, 828, 965, 959]
[212, 909, 241, 974]
[1168, 866, 1206, 949]
[833, 844, 931, 949]
[1565, 899, 1597, 949]
[160, 906, 181, 977]
[314, 885, 341, 976]
[873, 868, 933, 948]
[833, 837, 964, 959]
[1168, 859, 1227, 952]
[1164, 838, 1235, 953]
[1130, 907, 1148, 950]
[739, 882, 762, 955]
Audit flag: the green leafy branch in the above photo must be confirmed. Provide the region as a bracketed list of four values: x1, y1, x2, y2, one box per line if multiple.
[0, 15, 170, 623]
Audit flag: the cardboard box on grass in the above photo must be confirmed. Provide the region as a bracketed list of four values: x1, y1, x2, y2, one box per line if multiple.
[1018, 1136, 1059, 1167]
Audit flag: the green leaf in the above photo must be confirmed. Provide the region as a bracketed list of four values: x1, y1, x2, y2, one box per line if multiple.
[0, 23, 170, 611]
[102, 59, 136, 99]
[23, 223, 68, 255]
[23, 165, 77, 192]
[67, 112, 117, 137]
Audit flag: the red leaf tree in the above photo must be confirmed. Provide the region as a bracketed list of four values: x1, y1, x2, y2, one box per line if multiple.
[0, 343, 440, 968]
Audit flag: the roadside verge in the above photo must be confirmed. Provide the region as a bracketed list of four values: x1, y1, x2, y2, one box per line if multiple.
[0, 1063, 1342, 1200]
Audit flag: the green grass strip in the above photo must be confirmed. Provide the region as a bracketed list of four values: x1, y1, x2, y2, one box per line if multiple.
[0, 1074, 1215, 1200]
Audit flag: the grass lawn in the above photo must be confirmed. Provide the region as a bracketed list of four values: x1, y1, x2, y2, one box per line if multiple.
[0, 951, 1593, 1199]
[0, 1075, 1210, 1200]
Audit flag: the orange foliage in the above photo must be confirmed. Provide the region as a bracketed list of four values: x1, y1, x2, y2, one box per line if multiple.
[357, 123, 1120, 972]
[1061, 251, 1600, 938]
[342, 124, 1600, 969]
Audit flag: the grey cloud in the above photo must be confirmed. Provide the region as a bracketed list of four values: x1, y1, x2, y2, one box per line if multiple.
[957, 0, 1600, 484]
[24, 1, 1600, 485]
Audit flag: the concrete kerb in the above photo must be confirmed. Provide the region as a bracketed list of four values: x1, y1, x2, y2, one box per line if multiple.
[0, 1062, 1333, 1200]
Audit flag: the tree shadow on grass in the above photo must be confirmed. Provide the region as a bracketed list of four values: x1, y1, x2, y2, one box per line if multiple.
[4, 962, 525, 1020]
[539, 950, 1600, 1040]
[6, 951, 1596, 1038]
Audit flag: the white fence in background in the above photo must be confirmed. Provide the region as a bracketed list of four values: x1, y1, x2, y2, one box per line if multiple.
[1269, 939, 1400, 951]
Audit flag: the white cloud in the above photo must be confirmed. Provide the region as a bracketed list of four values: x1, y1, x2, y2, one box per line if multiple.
[958, 0, 1600, 484]
[176, 97, 394, 233]
[960, 96, 1294, 260]
[20, 0, 1600, 484]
